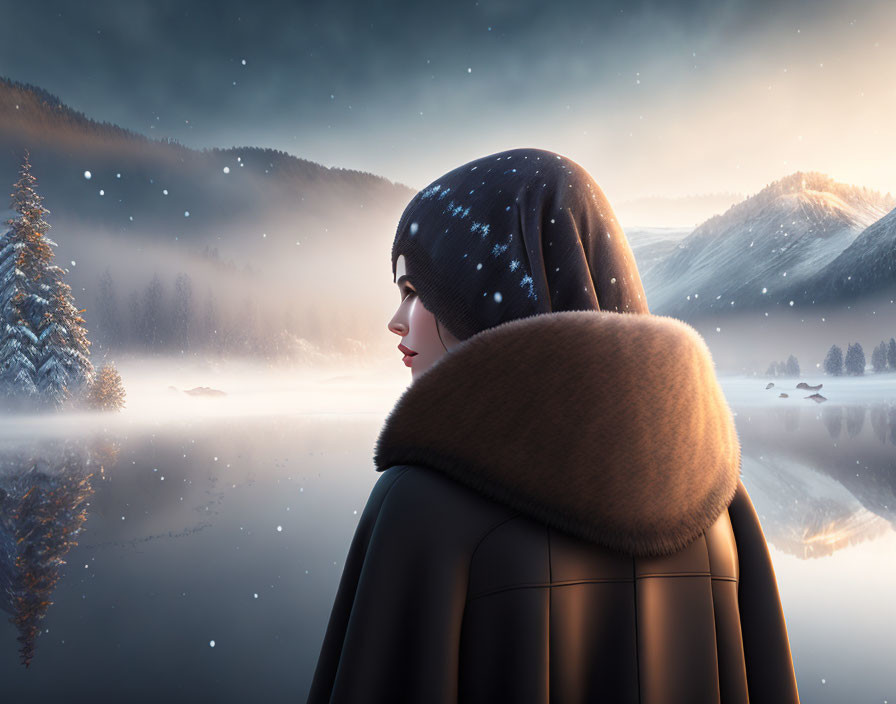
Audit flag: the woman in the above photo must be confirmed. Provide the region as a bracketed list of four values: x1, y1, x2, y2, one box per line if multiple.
[306, 148, 800, 703]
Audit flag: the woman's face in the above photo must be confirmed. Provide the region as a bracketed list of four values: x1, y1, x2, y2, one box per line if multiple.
[388, 255, 461, 379]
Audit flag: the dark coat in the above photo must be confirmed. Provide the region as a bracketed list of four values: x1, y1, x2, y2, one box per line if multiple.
[307, 310, 800, 703]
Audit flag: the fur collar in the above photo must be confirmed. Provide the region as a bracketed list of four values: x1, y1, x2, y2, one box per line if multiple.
[373, 310, 741, 557]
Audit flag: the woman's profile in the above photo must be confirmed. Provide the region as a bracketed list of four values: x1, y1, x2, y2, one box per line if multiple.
[306, 147, 800, 703]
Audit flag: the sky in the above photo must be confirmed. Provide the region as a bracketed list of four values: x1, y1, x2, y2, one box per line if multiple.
[1, 0, 893, 206]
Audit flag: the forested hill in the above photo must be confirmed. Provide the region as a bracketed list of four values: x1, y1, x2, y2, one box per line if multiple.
[0, 76, 416, 238]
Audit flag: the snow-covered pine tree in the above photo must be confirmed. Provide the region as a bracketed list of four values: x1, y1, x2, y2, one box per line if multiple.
[871, 341, 887, 373]
[0, 153, 46, 407]
[0, 150, 94, 410]
[888, 338, 896, 371]
[0, 225, 40, 408]
[36, 255, 95, 408]
[844, 342, 866, 376]
[784, 354, 800, 377]
[85, 361, 126, 411]
[823, 344, 843, 376]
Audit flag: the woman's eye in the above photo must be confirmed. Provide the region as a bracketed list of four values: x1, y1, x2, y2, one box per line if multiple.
[402, 288, 415, 300]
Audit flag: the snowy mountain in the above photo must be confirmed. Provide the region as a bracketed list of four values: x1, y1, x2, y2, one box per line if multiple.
[791, 205, 896, 303]
[624, 226, 692, 279]
[641, 171, 895, 318]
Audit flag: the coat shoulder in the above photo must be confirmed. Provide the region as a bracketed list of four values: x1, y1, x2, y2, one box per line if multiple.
[373, 464, 520, 551]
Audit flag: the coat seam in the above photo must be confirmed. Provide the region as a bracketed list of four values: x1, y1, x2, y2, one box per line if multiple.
[632, 558, 641, 704]
[467, 512, 523, 567]
[467, 577, 635, 603]
[547, 526, 552, 701]
[464, 512, 523, 603]
[633, 557, 641, 704]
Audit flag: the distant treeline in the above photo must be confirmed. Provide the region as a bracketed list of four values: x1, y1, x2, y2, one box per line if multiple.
[89, 265, 336, 360]
[823, 339, 896, 376]
[765, 338, 896, 378]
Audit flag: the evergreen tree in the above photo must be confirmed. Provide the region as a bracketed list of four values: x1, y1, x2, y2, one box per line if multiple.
[0, 150, 93, 410]
[85, 362, 126, 411]
[127, 289, 142, 347]
[94, 267, 121, 351]
[172, 273, 193, 353]
[888, 338, 896, 370]
[0, 223, 39, 406]
[823, 345, 843, 376]
[844, 342, 866, 375]
[871, 341, 888, 372]
[35, 255, 94, 407]
[784, 354, 800, 377]
[141, 274, 164, 352]
[765, 361, 777, 377]
[201, 287, 221, 355]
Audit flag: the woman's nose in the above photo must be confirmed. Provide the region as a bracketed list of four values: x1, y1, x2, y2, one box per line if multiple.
[388, 317, 407, 336]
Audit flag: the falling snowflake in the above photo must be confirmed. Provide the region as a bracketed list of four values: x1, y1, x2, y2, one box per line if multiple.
[83, 171, 92, 179]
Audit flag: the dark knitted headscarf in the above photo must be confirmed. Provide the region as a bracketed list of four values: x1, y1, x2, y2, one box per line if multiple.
[391, 147, 649, 341]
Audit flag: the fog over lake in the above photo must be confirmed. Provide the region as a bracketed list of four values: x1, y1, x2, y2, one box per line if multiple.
[0, 357, 893, 703]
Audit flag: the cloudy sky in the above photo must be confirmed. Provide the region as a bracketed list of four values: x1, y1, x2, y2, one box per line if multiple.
[1, 0, 893, 206]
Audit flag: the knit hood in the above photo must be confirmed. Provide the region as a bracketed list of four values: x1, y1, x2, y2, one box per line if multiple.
[390, 147, 649, 341]
[373, 310, 741, 557]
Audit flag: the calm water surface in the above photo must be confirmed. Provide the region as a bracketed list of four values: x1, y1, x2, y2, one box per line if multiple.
[0, 374, 893, 703]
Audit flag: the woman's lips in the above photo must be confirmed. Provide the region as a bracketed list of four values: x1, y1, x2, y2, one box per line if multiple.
[398, 343, 417, 367]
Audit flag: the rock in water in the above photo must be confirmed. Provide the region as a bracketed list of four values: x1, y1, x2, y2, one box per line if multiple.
[779, 393, 789, 398]
[766, 382, 775, 389]
[805, 393, 827, 403]
[796, 382, 824, 391]
[183, 386, 227, 397]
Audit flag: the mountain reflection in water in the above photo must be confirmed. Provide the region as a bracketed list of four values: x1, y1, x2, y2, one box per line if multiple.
[0, 394, 892, 702]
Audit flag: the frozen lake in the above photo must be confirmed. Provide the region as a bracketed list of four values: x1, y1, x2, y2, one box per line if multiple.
[0, 363, 894, 703]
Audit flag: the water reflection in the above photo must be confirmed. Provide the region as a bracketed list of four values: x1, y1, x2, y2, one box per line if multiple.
[735, 401, 896, 561]
[845, 405, 865, 438]
[0, 433, 121, 667]
[0, 386, 892, 702]
[821, 405, 842, 438]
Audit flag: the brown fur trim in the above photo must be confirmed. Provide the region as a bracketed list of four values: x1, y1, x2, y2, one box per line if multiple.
[373, 310, 741, 557]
